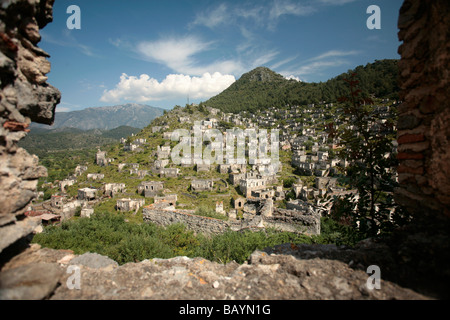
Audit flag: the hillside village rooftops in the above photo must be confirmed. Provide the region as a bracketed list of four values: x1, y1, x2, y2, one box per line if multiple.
[79, 187, 97, 192]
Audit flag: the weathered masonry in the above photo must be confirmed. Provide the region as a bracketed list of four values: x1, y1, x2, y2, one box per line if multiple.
[143, 199, 321, 236]
[394, 0, 450, 218]
[138, 181, 164, 197]
[116, 198, 145, 212]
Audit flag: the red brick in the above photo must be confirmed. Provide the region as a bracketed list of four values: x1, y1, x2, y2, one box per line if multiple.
[397, 164, 424, 175]
[397, 152, 424, 160]
[397, 133, 425, 144]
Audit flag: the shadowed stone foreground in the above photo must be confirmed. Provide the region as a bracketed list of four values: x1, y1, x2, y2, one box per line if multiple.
[0, 243, 429, 300]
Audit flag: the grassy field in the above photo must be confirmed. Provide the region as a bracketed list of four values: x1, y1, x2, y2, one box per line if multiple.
[32, 211, 359, 265]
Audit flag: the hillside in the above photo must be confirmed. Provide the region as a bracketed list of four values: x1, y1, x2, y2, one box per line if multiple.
[19, 126, 141, 158]
[204, 59, 399, 113]
[28, 100, 435, 301]
[28, 60, 402, 283]
[31, 103, 165, 130]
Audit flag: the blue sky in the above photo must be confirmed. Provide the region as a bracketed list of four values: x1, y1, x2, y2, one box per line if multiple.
[40, 0, 403, 112]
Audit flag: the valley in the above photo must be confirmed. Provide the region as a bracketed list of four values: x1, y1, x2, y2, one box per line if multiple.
[26, 62, 402, 265]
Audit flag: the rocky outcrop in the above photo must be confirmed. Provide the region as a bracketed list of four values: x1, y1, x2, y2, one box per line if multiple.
[389, 0, 450, 299]
[0, 0, 60, 255]
[0, 244, 428, 300]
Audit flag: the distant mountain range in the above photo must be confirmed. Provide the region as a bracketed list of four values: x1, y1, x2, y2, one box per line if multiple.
[31, 103, 165, 130]
[204, 59, 399, 113]
[19, 126, 142, 158]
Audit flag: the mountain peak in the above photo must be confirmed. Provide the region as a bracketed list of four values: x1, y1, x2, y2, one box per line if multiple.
[240, 66, 285, 83]
[205, 59, 399, 114]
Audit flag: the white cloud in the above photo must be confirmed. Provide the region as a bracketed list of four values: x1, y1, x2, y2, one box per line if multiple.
[136, 36, 212, 74]
[298, 60, 347, 75]
[234, 5, 265, 24]
[269, 0, 316, 21]
[134, 34, 279, 76]
[270, 55, 299, 70]
[191, 1, 316, 32]
[309, 50, 361, 61]
[135, 36, 247, 75]
[100, 72, 235, 103]
[56, 102, 82, 112]
[250, 50, 280, 69]
[279, 49, 362, 80]
[317, 0, 358, 5]
[41, 30, 98, 57]
[55, 106, 71, 112]
[284, 75, 302, 82]
[190, 3, 229, 29]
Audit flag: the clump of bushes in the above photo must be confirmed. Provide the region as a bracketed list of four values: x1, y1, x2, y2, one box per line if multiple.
[32, 212, 360, 265]
[32, 212, 195, 264]
[194, 206, 228, 221]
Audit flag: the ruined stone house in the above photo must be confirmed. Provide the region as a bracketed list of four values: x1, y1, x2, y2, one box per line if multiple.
[239, 178, 267, 198]
[286, 199, 317, 215]
[160, 168, 179, 178]
[232, 197, 246, 209]
[96, 150, 111, 166]
[315, 177, 337, 190]
[77, 188, 97, 201]
[134, 138, 146, 145]
[196, 163, 210, 172]
[60, 178, 76, 192]
[216, 201, 224, 214]
[181, 154, 194, 167]
[116, 198, 145, 212]
[123, 143, 139, 152]
[229, 172, 245, 186]
[87, 173, 104, 181]
[80, 207, 94, 218]
[153, 159, 169, 171]
[154, 194, 177, 206]
[275, 186, 285, 200]
[74, 165, 88, 176]
[218, 164, 231, 174]
[136, 170, 149, 178]
[157, 145, 171, 159]
[138, 181, 164, 197]
[251, 188, 274, 200]
[104, 183, 126, 197]
[51, 195, 66, 209]
[191, 179, 214, 192]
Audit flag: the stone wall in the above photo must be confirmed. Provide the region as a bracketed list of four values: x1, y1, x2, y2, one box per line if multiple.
[143, 204, 320, 236]
[143, 208, 233, 235]
[0, 0, 60, 255]
[265, 208, 321, 236]
[395, 0, 450, 218]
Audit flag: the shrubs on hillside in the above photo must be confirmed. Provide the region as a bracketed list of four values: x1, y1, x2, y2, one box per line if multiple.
[32, 212, 359, 265]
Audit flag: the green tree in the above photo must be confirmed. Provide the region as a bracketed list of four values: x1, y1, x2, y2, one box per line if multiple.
[331, 74, 408, 238]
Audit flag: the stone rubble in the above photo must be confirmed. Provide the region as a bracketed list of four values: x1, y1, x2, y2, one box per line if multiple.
[0, 243, 429, 300]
